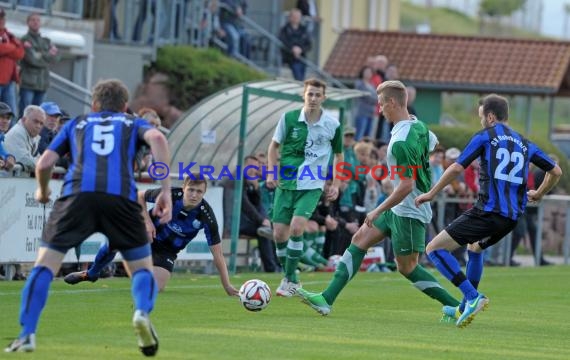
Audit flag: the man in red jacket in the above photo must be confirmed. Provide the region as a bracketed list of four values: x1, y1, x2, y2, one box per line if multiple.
[0, 9, 24, 125]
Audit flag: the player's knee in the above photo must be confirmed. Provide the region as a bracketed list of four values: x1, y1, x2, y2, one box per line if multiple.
[306, 220, 318, 232]
[467, 242, 482, 253]
[290, 224, 305, 236]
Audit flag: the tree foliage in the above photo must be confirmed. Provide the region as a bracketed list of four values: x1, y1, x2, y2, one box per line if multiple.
[148, 46, 267, 111]
[479, 0, 526, 17]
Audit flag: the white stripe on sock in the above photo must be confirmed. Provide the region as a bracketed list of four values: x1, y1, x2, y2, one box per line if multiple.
[287, 239, 304, 251]
[340, 250, 354, 279]
[304, 247, 317, 258]
[413, 281, 443, 291]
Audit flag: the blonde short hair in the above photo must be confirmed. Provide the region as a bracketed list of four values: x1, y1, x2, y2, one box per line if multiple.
[377, 80, 407, 107]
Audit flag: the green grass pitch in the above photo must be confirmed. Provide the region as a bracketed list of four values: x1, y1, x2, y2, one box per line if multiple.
[1, 266, 569, 359]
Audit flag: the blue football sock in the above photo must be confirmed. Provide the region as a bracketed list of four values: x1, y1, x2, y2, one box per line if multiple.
[87, 242, 117, 279]
[131, 269, 157, 314]
[428, 249, 478, 301]
[19, 266, 54, 338]
[460, 250, 484, 312]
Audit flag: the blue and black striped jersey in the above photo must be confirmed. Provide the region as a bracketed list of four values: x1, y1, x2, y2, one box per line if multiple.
[145, 187, 221, 252]
[48, 111, 153, 202]
[457, 123, 556, 220]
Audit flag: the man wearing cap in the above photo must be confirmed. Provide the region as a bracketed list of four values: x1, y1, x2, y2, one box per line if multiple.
[0, 8, 25, 122]
[0, 101, 16, 171]
[19, 12, 60, 117]
[38, 101, 62, 154]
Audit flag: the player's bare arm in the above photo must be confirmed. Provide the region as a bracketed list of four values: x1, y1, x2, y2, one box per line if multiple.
[365, 177, 413, 227]
[327, 152, 344, 200]
[137, 190, 156, 241]
[210, 243, 239, 296]
[144, 128, 172, 223]
[527, 164, 562, 202]
[266, 140, 280, 189]
[415, 162, 465, 206]
[34, 150, 59, 203]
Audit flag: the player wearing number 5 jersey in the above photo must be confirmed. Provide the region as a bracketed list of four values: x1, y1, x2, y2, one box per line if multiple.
[415, 94, 562, 328]
[5, 79, 172, 356]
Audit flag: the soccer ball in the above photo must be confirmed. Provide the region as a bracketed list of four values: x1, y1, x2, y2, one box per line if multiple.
[238, 279, 271, 312]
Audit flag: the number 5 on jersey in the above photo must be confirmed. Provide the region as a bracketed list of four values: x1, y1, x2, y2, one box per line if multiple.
[92, 124, 115, 156]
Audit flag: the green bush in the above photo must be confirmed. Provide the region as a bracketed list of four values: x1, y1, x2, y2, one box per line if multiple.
[431, 125, 570, 193]
[148, 45, 267, 110]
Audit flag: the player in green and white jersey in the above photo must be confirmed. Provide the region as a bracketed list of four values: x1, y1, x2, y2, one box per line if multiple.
[267, 78, 344, 297]
[298, 80, 460, 316]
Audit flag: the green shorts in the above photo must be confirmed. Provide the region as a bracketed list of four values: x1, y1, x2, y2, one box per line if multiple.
[372, 210, 426, 256]
[271, 188, 322, 224]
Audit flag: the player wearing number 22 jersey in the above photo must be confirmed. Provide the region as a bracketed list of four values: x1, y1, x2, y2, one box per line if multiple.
[415, 94, 562, 328]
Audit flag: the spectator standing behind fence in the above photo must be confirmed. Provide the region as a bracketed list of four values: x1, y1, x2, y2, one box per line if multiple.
[4, 105, 45, 173]
[219, 0, 250, 58]
[19, 13, 60, 117]
[353, 66, 378, 140]
[0, 101, 16, 173]
[279, 8, 312, 81]
[296, 0, 320, 34]
[200, 0, 226, 47]
[0, 9, 25, 124]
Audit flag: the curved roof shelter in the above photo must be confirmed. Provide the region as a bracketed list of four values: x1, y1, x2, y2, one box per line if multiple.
[168, 79, 366, 174]
[168, 79, 367, 272]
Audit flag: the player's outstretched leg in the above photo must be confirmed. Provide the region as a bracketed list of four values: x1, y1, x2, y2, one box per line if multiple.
[297, 289, 331, 316]
[64, 242, 117, 285]
[456, 294, 489, 328]
[297, 244, 367, 315]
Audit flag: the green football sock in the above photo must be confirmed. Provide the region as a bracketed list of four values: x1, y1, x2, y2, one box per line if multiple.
[322, 244, 366, 305]
[275, 241, 288, 270]
[314, 232, 325, 255]
[305, 246, 328, 266]
[301, 243, 321, 267]
[285, 235, 304, 283]
[304, 232, 316, 248]
[406, 265, 460, 307]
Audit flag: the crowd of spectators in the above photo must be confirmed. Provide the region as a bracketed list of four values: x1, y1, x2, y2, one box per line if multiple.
[0, 9, 59, 125]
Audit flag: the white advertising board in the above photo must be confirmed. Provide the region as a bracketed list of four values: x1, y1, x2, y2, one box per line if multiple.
[0, 178, 222, 263]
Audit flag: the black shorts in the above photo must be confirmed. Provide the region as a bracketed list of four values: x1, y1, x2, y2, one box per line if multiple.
[445, 207, 518, 249]
[43, 193, 148, 252]
[151, 242, 178, 273]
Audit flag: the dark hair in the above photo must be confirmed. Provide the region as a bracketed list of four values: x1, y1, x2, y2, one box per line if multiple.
[244, 155, 259, 162]
[479, 94, 509, 121]
[358, 66, 373, 79]
[375, 140, 387, 148]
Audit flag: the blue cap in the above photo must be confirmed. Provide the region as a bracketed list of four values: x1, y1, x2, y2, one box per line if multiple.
[40, 101, 62, 116]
